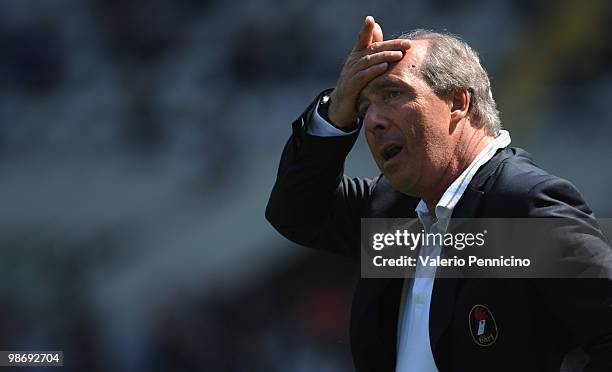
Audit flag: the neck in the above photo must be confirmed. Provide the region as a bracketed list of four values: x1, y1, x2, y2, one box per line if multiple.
[424, 128, 493, 218]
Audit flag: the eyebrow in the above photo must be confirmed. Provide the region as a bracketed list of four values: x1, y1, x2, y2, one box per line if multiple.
[356, 77, 415, 110]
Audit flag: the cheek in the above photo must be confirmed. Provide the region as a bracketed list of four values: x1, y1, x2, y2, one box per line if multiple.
[399, 108, 425, 148]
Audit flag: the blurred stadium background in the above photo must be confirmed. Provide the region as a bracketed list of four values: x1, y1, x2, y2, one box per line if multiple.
[0, 0, 611, 370]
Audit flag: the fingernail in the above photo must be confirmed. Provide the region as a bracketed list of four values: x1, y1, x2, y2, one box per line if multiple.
[401, 40, 411, 48]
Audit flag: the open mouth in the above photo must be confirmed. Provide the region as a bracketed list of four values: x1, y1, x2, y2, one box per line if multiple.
[382, 145, 403, 162]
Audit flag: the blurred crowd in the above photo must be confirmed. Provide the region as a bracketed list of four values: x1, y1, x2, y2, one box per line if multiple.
[0, 0, 610, 370]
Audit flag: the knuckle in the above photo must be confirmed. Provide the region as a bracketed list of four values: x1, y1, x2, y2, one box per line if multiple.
[354, 71, 367, 83]
[347, 54, 360, 65]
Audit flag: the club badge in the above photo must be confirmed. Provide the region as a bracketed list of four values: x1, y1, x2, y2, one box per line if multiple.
[468, 304, 498, 347]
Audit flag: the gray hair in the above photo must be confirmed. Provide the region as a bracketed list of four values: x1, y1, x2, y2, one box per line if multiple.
[398, 30, 501, 136]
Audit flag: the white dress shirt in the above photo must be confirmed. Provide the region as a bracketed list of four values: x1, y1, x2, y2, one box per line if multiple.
[310, 105, 512, 371]
[395, 130, 510, 372]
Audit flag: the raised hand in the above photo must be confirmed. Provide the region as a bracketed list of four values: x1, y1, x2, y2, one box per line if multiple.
[328, 16, 411, 127]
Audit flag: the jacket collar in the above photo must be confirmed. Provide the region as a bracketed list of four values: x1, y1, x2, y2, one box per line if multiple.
[429, 147, 513, 353]
[361, 147, 515, 371]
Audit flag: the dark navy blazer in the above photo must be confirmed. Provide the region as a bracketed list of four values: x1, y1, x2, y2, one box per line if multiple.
[266, 93, 612, 372]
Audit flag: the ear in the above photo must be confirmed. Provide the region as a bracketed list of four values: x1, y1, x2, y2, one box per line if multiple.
[450, 87, 471, 123]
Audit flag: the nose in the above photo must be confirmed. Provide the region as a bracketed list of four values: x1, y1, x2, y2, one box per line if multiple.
[363, 103, 389, 132]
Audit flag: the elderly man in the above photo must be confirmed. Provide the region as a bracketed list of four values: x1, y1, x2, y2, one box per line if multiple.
[266, 16, 612, 372]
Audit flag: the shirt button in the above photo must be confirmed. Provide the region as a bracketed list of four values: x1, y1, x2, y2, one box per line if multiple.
[415, 293, 424, 304]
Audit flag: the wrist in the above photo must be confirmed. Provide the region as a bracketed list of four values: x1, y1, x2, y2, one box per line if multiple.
[318, 94, 358, 132]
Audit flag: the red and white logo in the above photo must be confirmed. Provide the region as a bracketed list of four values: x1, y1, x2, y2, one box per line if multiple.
[469, 304, 498, 347]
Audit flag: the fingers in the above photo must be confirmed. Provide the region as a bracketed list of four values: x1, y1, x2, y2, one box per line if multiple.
[345, 50, 404, 95]
[365, 39, 411, 54]
[356, 50, 404, 70]
[328, 59, 390, 126]
[328, 18, 411, 127]
[343, 40, 410, 98]
[350, 62, 389, 88]
[353, 16, 376, 52]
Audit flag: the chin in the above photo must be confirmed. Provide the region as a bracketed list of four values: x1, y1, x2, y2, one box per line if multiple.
[386, 172, 418, 197]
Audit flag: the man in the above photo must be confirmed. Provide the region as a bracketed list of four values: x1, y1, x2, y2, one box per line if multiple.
[266, 16, 612, 371]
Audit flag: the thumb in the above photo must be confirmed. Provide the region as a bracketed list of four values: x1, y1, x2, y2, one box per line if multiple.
[372, 22, 383, 43]
[353, 16, 376, 51]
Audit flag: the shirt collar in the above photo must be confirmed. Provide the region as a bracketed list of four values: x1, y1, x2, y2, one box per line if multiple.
[415, 130, 511, 230]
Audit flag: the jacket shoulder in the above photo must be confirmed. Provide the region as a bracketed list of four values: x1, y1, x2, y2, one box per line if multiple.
[481, 147, 593, 217]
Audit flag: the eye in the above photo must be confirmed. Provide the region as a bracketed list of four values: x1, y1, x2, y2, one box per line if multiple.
[386, 90, 402, 100]
[357, 104, 369, 119]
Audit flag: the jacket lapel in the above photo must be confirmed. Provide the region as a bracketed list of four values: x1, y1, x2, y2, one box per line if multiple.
[428, 185, 484, 352]
[446, 147, 513, 230]
[429, 147, 513, 354]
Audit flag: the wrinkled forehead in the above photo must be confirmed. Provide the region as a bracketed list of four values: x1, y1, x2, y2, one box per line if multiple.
[359, 39, 430, 100]
[399, 38, 430, 71]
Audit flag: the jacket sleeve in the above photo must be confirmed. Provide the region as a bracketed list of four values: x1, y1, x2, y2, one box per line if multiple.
[265, 91, 378, 259]
[527, 177, 612, 371]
